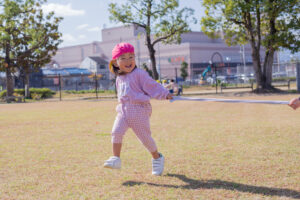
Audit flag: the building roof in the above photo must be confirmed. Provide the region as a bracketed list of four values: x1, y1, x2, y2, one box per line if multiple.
[88, 56, 108, 64]
[42, 67, 92, 76]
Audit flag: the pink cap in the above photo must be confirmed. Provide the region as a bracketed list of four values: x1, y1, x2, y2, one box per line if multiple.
[112, 43, 135, 59]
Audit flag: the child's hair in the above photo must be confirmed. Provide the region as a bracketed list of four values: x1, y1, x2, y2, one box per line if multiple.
[109, 43, 135, 76]
[109, 60, 125, 76]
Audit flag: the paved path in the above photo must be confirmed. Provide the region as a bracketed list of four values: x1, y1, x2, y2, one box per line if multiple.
[182, 88, 252, 96]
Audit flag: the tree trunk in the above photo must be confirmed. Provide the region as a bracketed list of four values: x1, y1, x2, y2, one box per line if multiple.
[263, 50, 274, 89]
[250, 42, 263, 90]
[146, 35, 159, 80]
[149, 46, 159, 80]
[5, 43, 14, 102]
[250, 43, 274, 91]
[259, 0, 276, 90]
[24, 72, 30, 98]
[5, 67, 14, 102]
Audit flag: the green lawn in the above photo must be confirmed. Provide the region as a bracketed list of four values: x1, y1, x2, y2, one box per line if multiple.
[0, 94, 299, 199]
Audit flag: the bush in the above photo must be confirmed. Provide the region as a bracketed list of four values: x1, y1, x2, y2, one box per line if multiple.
[0, 88, 55, 99]
[182, 85, 190, 89]
[29, 88, 55, 98]
[272, 77, 296, 82]
[64, 90, 115, 94]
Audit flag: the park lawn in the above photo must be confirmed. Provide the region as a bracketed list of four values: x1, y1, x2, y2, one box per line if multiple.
[0, 94, 299, 200]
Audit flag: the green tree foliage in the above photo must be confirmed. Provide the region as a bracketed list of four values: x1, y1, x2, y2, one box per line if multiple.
[142, 62, 153, 78]
[180, 61, 188, 80]
[201, 0, 300, 91]
[0, 0, 62, 101]
[109, 0, 196, 80]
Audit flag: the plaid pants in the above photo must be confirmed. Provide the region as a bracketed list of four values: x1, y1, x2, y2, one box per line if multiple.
[111, 103, 157, 152]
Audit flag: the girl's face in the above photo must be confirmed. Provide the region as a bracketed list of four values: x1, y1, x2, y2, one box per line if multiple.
[116, 53, 136, 73]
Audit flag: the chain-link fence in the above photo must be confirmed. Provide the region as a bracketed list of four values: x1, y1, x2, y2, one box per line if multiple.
[0, 71, 116, 100]
[29, 73, 113, 92]
[0, 74, 6, 91]
[158, 62, 298, 85]
[0, 62, 298, 99]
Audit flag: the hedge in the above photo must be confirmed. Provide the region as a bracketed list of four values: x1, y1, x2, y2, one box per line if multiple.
[64, 90, 115, 94]
[0, 88, 55, 99]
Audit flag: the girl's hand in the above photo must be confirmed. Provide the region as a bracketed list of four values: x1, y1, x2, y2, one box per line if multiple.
[288, 97, 300, 110]
[166, 93, 173, 100]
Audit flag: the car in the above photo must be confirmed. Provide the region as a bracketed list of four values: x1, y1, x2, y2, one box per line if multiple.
[205, 76, 227, 84]
[234, 74, 250, 83]
[216, 76, 227, 83]
[273, 72, 287, 78]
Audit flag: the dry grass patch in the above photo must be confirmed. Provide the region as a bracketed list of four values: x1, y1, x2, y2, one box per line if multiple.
[0, 94, 299, 199]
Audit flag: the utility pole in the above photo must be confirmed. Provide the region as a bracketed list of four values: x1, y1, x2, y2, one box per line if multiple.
[158, 42, 161, 81]
[297, 62, 300, 92]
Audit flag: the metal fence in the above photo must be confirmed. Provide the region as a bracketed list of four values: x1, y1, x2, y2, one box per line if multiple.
[32, 73, 113, 92]
[0, 71, 117, 101]
[0, 62, 298, 94]
[158, 62, 298, 86]
[0, 71, 114, 91]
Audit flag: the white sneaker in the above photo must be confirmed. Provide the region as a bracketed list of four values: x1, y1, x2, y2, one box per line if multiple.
[152, 153, 164, 176]
[103, 156, 121, 169]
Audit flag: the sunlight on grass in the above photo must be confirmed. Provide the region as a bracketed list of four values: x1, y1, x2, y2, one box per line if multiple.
[0, 94, 300, 199]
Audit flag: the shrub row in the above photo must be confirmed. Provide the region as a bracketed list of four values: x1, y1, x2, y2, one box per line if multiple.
[64, 90, 115, 94]
[272, 77, 296, 82]
[0, 88, 55, 99]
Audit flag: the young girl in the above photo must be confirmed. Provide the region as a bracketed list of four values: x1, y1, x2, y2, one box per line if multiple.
[104, 42, 173, 176]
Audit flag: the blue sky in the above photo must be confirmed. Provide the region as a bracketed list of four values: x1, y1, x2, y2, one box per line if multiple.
[43, 0, 205, 47]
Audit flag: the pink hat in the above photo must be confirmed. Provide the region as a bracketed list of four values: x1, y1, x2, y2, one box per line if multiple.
[112, 43, 135, 59]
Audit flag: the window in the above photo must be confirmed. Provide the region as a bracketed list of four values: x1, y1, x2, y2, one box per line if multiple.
[100, 64, 105, 69]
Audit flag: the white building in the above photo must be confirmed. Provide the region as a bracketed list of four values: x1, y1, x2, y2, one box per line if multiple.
[52, 25, 268, 80]
[79, 56, 109, 80]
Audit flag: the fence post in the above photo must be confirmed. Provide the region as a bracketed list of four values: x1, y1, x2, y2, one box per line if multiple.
[288, 79, 290, 90]
[59, 74, 62, 101]
[213, 64, 217, 94]
[95, 73, 98, 99]
[297, 62, 300, 92]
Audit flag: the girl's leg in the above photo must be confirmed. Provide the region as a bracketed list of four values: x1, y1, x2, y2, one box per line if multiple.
[128, 105, 164, 175]
[128, 104, 160, 158]
[104, 115, 127, 169]
[130, 116, 160, 159]
[113, 143, 122, 157]
[111, 113, 128, 157]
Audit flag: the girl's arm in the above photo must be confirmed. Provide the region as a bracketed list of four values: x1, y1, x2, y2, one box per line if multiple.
[289, 97, 300, 110]
[139, 70, 170, 100]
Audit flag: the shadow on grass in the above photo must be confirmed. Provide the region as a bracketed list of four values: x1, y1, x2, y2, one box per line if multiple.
[123, 173, 300, 199]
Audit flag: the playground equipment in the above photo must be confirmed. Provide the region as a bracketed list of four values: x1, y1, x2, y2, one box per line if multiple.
[200, 65, 212, 84]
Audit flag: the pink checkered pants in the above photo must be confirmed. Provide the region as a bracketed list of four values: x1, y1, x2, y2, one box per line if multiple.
[111, 103, 157, 152]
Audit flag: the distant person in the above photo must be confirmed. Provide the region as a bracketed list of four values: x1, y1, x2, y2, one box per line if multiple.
[177, 85, 183, 96]
[162, 80, 168, 88]
[165, 79, 176, 94]
[104, 42, 173, 176]
[165, 79, 182, 95]
[288, 97, 300, 110]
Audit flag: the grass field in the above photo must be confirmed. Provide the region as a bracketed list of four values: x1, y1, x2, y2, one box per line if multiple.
[0, 93, 300, 199]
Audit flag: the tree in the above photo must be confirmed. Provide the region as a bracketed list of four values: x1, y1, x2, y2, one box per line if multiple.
[0, 0, 62, 101]
[109, 0, 196, 80]
[180, 61, 188, 80]
[201, 0, 300, 91]
[142, 62, 153, 78]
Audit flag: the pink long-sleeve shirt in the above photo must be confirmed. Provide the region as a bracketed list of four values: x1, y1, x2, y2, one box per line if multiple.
[116, 68, 169, 104]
